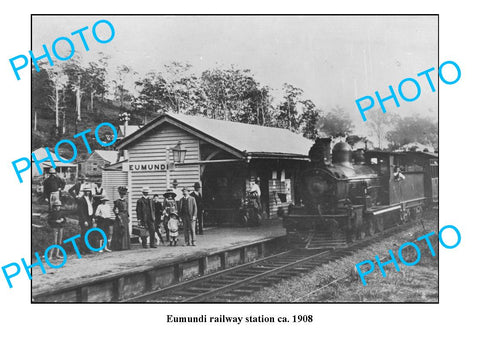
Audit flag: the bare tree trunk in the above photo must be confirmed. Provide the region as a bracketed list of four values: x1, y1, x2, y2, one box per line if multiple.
[287, 99, 291, 130]
[222, 102, 227, 120]
[90, 91, 94, 111]
[62, 110, 66, 135]
[76, 76, 82, 121]
[55, 86, 60, 134]
[61, 91, 66, 135]
[260, 103, 265, 125]
[34, 111, 37, 131]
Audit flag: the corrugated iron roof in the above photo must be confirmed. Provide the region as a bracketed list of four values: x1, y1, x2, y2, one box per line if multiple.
[32, 148, 77, 166]
[93, 150, 119, 164]
[119, 125, 141, 137]
[118, 112, 313, 158]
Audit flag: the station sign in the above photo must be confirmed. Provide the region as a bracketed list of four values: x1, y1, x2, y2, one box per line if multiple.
[123, 161, 173, 172]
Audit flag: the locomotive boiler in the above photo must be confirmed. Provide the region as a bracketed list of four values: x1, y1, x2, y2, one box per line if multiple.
[283, 138, 436, 248]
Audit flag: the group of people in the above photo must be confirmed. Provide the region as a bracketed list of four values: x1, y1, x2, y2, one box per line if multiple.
[135, 180, 204, 248]
[43, 168, 204, 257]
[45, 171, 132, 257]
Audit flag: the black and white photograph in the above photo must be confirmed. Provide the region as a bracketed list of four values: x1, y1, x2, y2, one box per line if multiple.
[29, 15, 440, 303]
[4, 1, 480, 348]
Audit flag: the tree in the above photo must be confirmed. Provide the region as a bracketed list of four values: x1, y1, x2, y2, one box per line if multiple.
[318, 106, 353, 138]
[386, 114, 438, 149]
[134, 64, 274, 124]
[32, 64, 53, 131]
[300, 99, 324, 140]
[62, 57, 87, 122]
[277, 83, 304, 131]
[45, 64, 69, 135]
[113, 65, 136, 110]
[134, 63, 201, 118]
[366, 109, 398, 149]
[201, 67, 245, 120]
[84, 53, 109, 111]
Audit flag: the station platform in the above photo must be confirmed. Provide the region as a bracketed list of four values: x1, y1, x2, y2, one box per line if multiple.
[32, 220, 287, 302]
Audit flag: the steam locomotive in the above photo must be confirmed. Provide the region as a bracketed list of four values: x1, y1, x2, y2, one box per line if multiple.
[283, 138, 438, 248]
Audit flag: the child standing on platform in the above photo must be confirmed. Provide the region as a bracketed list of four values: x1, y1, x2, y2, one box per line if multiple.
[47, 200, 66, 259]
[167, 212, 179, 246]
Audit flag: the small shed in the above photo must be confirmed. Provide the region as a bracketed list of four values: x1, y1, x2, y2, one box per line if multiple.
[80, 150, 119, 178]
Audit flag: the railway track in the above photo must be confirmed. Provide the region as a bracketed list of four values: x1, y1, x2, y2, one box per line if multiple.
[126, 221, 418, 303]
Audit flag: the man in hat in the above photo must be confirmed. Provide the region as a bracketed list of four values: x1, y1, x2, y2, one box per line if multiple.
[136, 187, 156, 248]
[171, 179, 183, 205]
[69, 174, 88, 199]
[190, 182, 204, 235]
[95, 195, 113, 252]
[43, 167, 66, 211]
[76, 184, 95, 253]
[179, 187, 197, 246]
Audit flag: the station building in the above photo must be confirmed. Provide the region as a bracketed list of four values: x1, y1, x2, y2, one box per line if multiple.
[104, 113, 313, 227]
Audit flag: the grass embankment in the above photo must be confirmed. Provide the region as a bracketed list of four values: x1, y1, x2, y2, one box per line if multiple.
[238, 212, 439, 303]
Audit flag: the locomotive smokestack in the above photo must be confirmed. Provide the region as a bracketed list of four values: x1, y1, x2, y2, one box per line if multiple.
[308, 137, 331, 167]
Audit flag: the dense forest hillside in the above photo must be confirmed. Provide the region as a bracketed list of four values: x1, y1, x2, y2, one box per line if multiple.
[31, 57, 438, 158]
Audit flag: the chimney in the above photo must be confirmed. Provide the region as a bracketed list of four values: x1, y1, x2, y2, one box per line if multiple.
[308, 137, 331, 167]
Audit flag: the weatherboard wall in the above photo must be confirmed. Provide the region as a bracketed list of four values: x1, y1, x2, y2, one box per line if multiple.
[126, 123, 201, 223]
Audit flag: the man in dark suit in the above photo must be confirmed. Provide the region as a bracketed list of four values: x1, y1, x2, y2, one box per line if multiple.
[43, 168, 66, 211]
[76, 185, 94, 253]
[179, 187, 197, 246]
[190, 182, 204, 235]
[136, 187, 157, 248]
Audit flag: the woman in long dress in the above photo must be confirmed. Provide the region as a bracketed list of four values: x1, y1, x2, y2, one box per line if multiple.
[112, 186, 131, 250]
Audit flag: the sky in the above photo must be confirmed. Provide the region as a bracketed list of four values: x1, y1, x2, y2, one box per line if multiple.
[32, 15, 438, 134]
